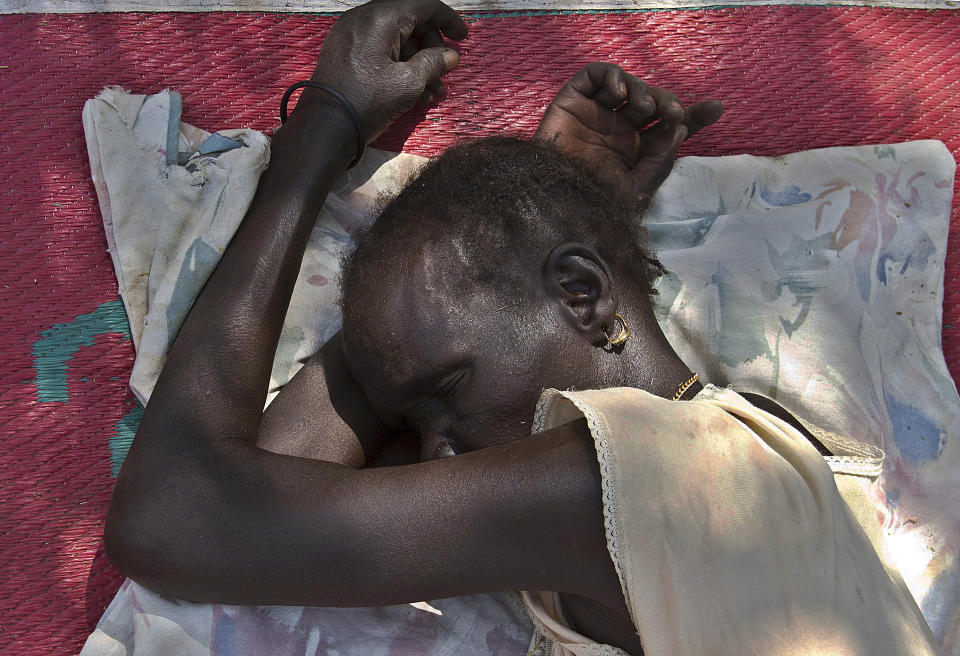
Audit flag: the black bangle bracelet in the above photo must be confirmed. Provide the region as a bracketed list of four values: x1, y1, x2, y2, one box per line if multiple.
[280, 80, 366, 169]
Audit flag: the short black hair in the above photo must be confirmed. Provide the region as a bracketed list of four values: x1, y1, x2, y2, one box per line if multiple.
[340, 136, 664, 326]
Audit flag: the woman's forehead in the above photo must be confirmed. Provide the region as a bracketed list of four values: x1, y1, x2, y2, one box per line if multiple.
[344, 259, 477, 386]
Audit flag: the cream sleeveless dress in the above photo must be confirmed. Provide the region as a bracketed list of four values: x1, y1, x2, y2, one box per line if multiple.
[521, 385, 940, 656]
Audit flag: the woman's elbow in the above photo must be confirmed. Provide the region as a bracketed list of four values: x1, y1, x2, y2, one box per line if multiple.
[102, 464, 220, 601]
[103, 482, 177, 594]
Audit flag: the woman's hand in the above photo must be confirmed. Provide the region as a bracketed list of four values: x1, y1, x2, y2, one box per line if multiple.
[534, 62, 723, 206]
[303, 0, 468, 142]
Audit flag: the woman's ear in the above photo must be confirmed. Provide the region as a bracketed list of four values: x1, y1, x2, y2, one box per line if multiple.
[542, 243, 617, 345]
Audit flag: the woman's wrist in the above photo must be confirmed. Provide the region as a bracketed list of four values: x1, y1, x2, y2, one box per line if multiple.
[275, 91, 363, 171]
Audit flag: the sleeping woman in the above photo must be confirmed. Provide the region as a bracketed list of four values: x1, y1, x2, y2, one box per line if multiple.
[104, 0, 942, 653]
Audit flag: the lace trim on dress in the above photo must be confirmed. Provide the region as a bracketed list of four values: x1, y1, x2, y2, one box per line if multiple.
[814, 426, 885, 477]
[532, 390, 630, 618]
[696, 385, 885, 478]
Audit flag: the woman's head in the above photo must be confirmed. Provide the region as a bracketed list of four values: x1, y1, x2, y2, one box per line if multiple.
[340, 137, 672, 459]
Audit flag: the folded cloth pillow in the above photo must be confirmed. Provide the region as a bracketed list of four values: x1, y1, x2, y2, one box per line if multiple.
[83, 87, 958, 655]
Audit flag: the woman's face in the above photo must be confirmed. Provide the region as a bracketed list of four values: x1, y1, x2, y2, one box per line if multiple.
[342, 241, 582, 460]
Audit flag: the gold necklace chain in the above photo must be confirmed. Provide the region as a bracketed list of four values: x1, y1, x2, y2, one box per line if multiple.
[672, 373, 700, 401]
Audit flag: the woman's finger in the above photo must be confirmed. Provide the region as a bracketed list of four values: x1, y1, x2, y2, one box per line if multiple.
[562, 62, 618, 100]
[397, 0, 469, 47]
[426, 79, 446, 99]
[631, 122, 687, 193]
[683, 99, 724, 137]
[417, 88, 435, 106]
[417, 27, 447, 50]
[415, 78, 446, 106]
[400, 28, 448, 63]
[398, 37, 418, 61]
[617, 74, 657, 130]
[405, 46, 460, 90]
[645, 85, 685, 125]
[590, 64, 628, 109]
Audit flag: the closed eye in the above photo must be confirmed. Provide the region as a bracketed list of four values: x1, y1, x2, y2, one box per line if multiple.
[435, 367, 469, 398]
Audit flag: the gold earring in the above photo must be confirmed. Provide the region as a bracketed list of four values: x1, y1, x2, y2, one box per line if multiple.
[602, 313, 631, 348]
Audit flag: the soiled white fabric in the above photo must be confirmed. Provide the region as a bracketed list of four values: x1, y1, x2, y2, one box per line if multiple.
[82, 580, 535, 656]
[524, 385, 941, 656]
[83, 86, 424, 406]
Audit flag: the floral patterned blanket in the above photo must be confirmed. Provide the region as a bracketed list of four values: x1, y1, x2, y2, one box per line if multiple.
[648, 142, 958, 654]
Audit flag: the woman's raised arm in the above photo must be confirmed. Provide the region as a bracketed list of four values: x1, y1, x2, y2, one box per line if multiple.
[104, 0, 620, 613]
[534, 61, 723, 205]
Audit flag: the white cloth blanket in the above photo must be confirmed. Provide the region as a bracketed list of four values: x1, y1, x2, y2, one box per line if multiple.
[81, 87, 959, 655]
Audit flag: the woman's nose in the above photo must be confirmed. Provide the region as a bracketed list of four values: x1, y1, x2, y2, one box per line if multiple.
[419, 431, 457, 461]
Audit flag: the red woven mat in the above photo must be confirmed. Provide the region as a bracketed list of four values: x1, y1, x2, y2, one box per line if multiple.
[1, 8, 958, 655]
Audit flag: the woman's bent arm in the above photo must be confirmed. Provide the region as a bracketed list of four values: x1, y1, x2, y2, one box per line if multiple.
[106, 415, 617, 608]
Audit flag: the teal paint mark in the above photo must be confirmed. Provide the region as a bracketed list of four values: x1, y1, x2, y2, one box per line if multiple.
[760, 184, 812, 207]
[876, 220, 934, 285]
[875, 145, 897, 161]
[716, 261, 773, 367]
[165, 90, 183, 166]
[33, 299, 141, 478]
[210, 608, 239, 655]
[921, 559, 959, 639]
[884, 390, 943, 463]
[886, 488, 900, 509]
[165, 238, 221, 347]
[647, 213, 720, 251]
[763, 233, 833, 337]
[110, 404, 144, 477]
[32, 299, 132, 402]
[652, 270, 683, 323]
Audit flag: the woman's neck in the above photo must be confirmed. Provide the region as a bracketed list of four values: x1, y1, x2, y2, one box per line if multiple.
[595, 302, 701, 401]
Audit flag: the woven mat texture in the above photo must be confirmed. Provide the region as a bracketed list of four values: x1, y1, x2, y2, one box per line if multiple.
[1, 8, 959, 655]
